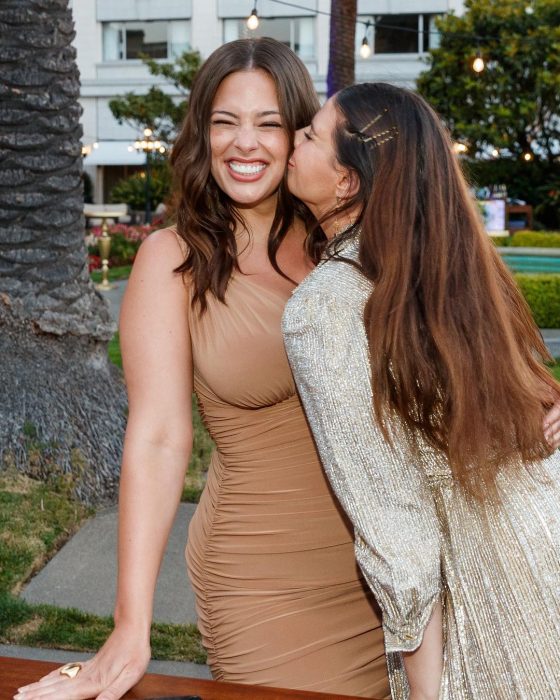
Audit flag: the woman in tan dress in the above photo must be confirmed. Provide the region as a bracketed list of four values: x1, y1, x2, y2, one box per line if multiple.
[16, 41, 389, 700]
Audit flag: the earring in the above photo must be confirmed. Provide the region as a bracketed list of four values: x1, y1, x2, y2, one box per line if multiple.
[333, 195, 343, 236]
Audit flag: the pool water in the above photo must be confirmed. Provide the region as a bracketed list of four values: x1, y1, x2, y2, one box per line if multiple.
[501, 255, 560, 274]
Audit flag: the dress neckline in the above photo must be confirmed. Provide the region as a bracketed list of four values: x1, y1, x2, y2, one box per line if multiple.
[230, 271, 297, 303]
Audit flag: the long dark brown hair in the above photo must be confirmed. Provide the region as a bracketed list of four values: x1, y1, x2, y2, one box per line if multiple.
[170, 38, 321, 311]
[332, 82, 558, 497]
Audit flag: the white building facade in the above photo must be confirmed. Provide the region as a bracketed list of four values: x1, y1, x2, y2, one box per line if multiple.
[71, 0, 465, 202]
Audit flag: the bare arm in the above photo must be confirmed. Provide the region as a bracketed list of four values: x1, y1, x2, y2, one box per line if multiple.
[16, 229, 194, 700]
[403, 601, 444, 700]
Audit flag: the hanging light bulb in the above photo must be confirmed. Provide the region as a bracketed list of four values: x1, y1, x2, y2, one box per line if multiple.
[491, 148, 499, 157]
[143, 127, 153, 137]
[359, 21, 372, 59]
[360, 37, 371, 59]
[472, 53, 485, 73]
[247, 3, 259, 30]
[523, 151, 533, 162]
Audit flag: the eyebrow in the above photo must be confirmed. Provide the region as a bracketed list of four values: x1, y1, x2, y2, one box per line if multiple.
[210, 110, 282, 118]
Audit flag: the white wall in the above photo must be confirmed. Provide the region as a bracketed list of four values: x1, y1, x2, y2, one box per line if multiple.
[72, 0, 465, 200]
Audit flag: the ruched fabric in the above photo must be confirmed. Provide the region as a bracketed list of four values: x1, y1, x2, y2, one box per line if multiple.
[186, 272, 390, 697]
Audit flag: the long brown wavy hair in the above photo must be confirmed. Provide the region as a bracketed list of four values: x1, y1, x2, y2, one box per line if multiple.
[331, 82, 558, 498]
[170, 38, 321, 311]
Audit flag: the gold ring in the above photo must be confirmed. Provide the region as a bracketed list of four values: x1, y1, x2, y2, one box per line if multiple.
[59, 662, 82, 679]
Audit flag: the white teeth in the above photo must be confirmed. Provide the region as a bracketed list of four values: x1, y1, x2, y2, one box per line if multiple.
[229, 161, 266, 175]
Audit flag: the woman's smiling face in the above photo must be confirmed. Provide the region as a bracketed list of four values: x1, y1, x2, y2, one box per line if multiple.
[209, 69, 290, 210]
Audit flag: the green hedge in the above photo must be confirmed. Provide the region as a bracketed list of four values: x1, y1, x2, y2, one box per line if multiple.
[490, 235, 510, 247]
[515, 274, 560, 328]
[510, 231, 560, 248]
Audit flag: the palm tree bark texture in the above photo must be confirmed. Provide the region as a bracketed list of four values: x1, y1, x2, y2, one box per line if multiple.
[0, 0, 127, 504]
[327, 0, 357, 97]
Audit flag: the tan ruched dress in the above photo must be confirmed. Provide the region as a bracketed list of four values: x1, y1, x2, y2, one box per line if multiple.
[186, 269, 390, 698]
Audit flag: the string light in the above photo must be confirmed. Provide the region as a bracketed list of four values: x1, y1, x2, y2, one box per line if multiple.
[523, 151, 533, 161]
[453, 142, 468, 154]
[491, 148, 499, 157]
[143, 127, 153, 137]
[472, 51, 485, 73]
[360, 21, 372, 59]
[247, 2, 259, 30]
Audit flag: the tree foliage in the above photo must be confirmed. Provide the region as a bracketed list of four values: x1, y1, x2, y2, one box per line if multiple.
[108, 50, 202, 142]
[417, 0, 560, 162]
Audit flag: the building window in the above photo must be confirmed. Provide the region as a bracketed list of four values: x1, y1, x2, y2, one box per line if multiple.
[103, 20, 190, 61]
[357, 14, 441, 56]
[223, 17, 315, 61]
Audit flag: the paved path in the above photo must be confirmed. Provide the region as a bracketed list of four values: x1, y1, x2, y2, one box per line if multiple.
[18, 503, 211, 677]
[21, 504, 198, 626]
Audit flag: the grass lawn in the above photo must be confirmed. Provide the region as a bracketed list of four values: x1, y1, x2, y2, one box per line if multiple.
[90, 264, 132, 284]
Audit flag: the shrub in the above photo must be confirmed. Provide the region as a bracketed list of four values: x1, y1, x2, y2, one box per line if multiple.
[489, 236, 510, 247]
[86, 224, 156, 266]
[110, 163, 172, 212]
[509, 231, 560, 248]
[515, 274, 560, 328]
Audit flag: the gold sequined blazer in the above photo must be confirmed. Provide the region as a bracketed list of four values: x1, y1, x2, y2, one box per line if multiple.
[282, 236, 560, 699]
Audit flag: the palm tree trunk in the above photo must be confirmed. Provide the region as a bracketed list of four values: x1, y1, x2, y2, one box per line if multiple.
[327, 0, 357, 97]
[0, 0, 126, 504]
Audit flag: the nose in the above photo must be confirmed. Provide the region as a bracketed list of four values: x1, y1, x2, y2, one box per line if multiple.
[234, 124, 258, 153]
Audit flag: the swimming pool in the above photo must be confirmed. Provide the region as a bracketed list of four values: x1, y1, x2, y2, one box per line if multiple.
[496, 247, 560, 274]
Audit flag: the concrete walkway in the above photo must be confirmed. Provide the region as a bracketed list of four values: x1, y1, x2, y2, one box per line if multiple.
[16, 503, 211, 677]
[21, 505, 199, 626]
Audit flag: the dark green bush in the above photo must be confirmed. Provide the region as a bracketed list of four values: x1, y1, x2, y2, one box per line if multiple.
[110, 162, 172, 211]
[489, 235, 510, 247]
[510, 231, 560, 248]
[515, 274, 560, 328]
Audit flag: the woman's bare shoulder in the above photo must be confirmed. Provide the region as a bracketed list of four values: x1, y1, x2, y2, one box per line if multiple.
[138, 225, 187, 262]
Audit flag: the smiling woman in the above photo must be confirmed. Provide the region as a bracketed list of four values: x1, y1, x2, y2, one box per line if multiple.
[16, 39, 390, 700]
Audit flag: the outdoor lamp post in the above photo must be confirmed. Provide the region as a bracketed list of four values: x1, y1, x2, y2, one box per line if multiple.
[133, 127, 166, 224]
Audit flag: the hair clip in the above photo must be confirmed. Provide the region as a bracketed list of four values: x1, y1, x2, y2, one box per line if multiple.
[360, 108, 388, 133]
[351, 109, 397, 147]
[354, 125, 398, 147]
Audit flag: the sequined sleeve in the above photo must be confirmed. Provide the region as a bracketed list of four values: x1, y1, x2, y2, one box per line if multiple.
[283, 284, 442, 654]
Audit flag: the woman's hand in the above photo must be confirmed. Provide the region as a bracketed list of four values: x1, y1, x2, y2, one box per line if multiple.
[14, 624, 151, 700]
[544, 400, 560, 448]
